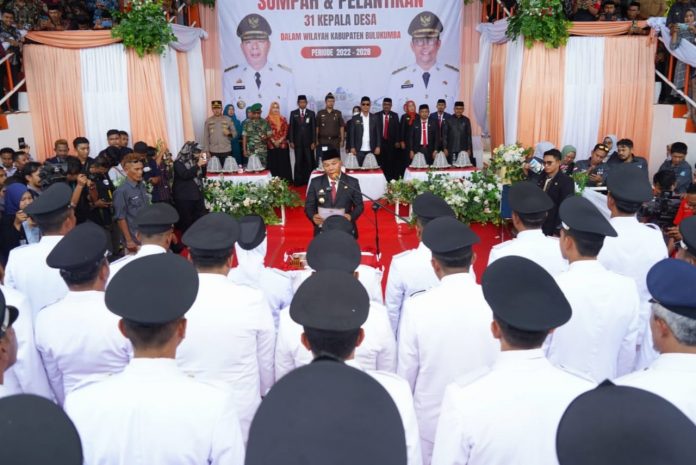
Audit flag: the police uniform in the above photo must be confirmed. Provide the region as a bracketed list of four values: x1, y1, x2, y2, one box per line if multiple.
[385, 193, 455, 333]
[64, 254, 245, 465]
[398, 217, 498, 464]
[546, 196, 642, 382]
[107, 203, 179, 283]
[227, 215, 293, 327]
[285, 269, 420, 465]
[488, 182, 568, 276]
[557, 382, 696, 465]
[180, 213, 275, 441]
[224, 14, 296, 121]
[616, 259, 696, 424]
[316, 94, 345, 154]
[431, 257, 593, 465]
[201, 100, 235, 165]
[4, 183, 72, 319]
[387, 12, 459, 112]
[35, 222, 132, 405]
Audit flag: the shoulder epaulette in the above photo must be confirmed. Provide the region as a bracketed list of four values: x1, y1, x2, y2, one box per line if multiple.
[223, 64, 239, 73]
[392, 66, 407, 75]
[278, 63, 293, 73]
[445, 64, 460, 72]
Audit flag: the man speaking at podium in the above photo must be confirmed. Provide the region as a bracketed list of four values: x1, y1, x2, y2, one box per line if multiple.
[305, 149, 364, 238]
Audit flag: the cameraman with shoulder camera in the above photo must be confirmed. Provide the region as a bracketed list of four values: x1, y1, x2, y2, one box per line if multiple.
[86, 154, 119, 255]
[639, 170, 682, 243]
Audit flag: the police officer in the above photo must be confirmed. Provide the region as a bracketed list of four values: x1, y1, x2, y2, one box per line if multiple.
[36, 222, 131, 405]
[387, 11, 460, 112]
[316, 92, 345, 162]
[200, 100, 235, 167]
[224, 13, 296, 121]
[488, 181, 568, 276]
[442, 101, 473, 165]
[431, 256, 592, 465]
[398, 216, 498, 465]
[546, 196, 641, 382]
[616, 258, 696, 423]
[284, 269, 421, 465]
[64, 254, 245, 464]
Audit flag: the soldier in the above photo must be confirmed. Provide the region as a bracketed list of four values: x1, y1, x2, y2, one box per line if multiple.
[200, 100, 235, 167]
[387, 11, 460, 112]
[316, 92, 345, 163]
[223, 13, 296, 122]
[242, 103, 272, 168]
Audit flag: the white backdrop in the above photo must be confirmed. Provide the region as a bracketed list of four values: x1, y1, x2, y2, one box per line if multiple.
[219, 0, 463, 119]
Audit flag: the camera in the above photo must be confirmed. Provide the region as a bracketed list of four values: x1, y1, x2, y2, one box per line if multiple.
[639, 191, 681, 230]
[39, 162, 68, 189]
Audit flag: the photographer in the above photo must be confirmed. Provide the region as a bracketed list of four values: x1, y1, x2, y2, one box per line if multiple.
[86, 155, 118, 255]
[639, 170, 682, 242]
[21, 161, 42, 197]
[65, 157, 90, 224]
[172, 142, 207, 233]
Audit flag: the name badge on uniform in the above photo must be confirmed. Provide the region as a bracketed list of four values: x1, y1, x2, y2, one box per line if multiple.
[233, 85, 245, 90]
[143, 166, 151, 173]
[306, 118, 310, 124]
[103, 179, 109, 186]
[401, 80, 414, 89]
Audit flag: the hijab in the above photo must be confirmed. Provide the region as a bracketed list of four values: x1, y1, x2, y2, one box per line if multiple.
[266, 101, 282, 128]
[533, 141, 555, 160]
[404, 100, 417, 126]
[4, 183, 27, 216]
[604, 135, 618, 156]
[232, 238, 268, 285]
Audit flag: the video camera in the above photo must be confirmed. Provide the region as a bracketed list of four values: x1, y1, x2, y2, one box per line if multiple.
[38, 162, 68, 189]
[640, 191, 681, 230]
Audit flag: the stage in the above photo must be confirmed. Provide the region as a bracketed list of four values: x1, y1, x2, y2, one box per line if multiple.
[264, 187, 504, 290]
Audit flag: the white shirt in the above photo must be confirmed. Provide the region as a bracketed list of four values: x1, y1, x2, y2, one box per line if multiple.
[224, 61, 296, 121]
[4, 235, 68, 319]
[292, 264, 384, 306]
[34, 290, 132, 405]
[108, 244, 167, 284]
[387, 61, 459, 113]
[487, 229, 568, 276]
[397, 273, 499, 463]
[175, 273, 275, 441]
[385, 242, 439, 334]
[616, 353, 696, 423]
[64, 358, 245, 465]
[431, 349, 593, 465]
[546, 261, 642, 381]
[360, 112, 371, 151]
[0, 285, 53, 399]
[347, 360, 423, 465]
[274, 301, 396, 380]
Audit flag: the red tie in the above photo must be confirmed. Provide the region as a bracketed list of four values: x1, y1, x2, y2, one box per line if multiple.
[383, 114, 388, 139]
[438, 114, 443, 128]
[301, 110, 305, 119]
[330, 180, 337, 202]
[422, 121, 427, 146]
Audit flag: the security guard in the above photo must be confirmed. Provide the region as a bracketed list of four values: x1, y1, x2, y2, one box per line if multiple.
[108, 203, 179, 283]
[546, 196, 642, 382]
[4, 183, 74, 319]
[488, 181, 568, 276]
[616, 258, 696, 423]
[179, 212, 274, 442]
[557, 382, 696, 465]
[316, 92, 345, 161]
[36, 222, 131, 405]
[276, 231, 396, 378]
[224, 13, 296, 121]
[398, 216, 498, 464]
[431, 256, 592, 465]
[286, 269, 421, 465]
[387, 11, 460, 112]
[385, 192, 455, 333]
[200, 100, 235, 167]
[64, 254, 245, 465]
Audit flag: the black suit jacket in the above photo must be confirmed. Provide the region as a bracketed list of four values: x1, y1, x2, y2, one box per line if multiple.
[288, 109, 316, 147]
[429, 112, 451, 150]
[410, 118, 440, 159]
[172, 160, 205, 201]
[305, 173, 364, 236]
[537, 172, 575, 236]
[376, 110, 400, 146]
[347, 113, 381, 153]
[443, 115, 473, 154]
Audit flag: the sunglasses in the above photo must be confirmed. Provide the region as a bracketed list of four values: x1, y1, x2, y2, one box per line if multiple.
[543, 161, 556, 166]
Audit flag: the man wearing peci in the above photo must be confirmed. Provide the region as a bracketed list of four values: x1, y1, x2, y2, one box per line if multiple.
[289, 95, 316, 186]
[377, 97, 401, 181]
[387, 11, 460, 112]
[316, 92, 345, 163]
[410, 104, 439, 165]
[443, 101, 474, 165]
[347, 96, 381, 167]
[223, 13, 296, 121]
[305, 148, 364, 238]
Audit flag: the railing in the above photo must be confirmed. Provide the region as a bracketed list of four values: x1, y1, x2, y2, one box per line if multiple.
[666, 53, 692, 102]
[482, 0, 514, 22]
[0, 52, 25, 111]
[656, 68, 696, 108]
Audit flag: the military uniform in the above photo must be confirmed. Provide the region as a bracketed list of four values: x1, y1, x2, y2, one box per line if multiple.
[242, 117, 272, 167]
[201, 100, 235, 165]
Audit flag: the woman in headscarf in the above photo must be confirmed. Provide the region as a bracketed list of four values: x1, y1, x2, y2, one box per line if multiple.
[265, 102, 292, 183]
[603, 135, 618, 158]
[0, 184, 39, 264]
[399, 100, 418, 178]
[561, 145, 577, 175]
[224, 104, 244, 166]
[670, 9, 696, 121]
[172, 141, 207, 233]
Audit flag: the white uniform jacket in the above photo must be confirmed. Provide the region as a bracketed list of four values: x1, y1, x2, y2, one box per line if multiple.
[107, 244, 167, 284]
[4, 236, 68, 319]
[546, 260, 642, 381]
[275, 300, 396, 380]
[616, 353, 696, 423]
[34, 290, 132, 404]
[64, 358, 245, 465]
[385, 242, 439, 334]
[487, 229, 568, 277]
[228, 266, 293, 329]
[175, 273, 275, 441]
[431, 349, 593, 465]
[397, 273, 499, 464]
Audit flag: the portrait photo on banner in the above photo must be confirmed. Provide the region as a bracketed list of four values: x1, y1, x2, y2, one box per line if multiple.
[218, 0, 463, 120]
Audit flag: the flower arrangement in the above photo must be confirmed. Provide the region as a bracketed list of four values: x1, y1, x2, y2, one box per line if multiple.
[112, 0, 176, 57]
[203, 177, 301, 225]
[571, 170, 589, 194]
[488, 143, 532, 184]
[506, 0, 571, 49]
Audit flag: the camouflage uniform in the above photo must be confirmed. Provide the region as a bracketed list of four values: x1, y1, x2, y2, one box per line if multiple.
[243, 118, 272, 167]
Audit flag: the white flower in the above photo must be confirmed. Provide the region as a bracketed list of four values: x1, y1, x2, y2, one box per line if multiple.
[474, 196, 480, 202]
[243, 198, 252, 207]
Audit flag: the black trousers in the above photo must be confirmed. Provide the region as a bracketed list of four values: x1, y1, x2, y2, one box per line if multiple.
[294, 144, 315, 186]
[175, 198, 207, 233]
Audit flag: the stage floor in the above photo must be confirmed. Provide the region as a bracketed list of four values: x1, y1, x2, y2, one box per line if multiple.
[265, 187, 505, 288]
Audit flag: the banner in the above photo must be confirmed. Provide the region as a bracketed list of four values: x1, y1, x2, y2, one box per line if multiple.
[219, 0, 463, 120]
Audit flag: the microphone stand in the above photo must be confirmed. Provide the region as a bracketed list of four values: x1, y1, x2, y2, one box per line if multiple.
[336, 174, 410, 259]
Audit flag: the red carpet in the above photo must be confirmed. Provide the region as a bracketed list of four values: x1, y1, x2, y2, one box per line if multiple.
[265, 186, 505, 287]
